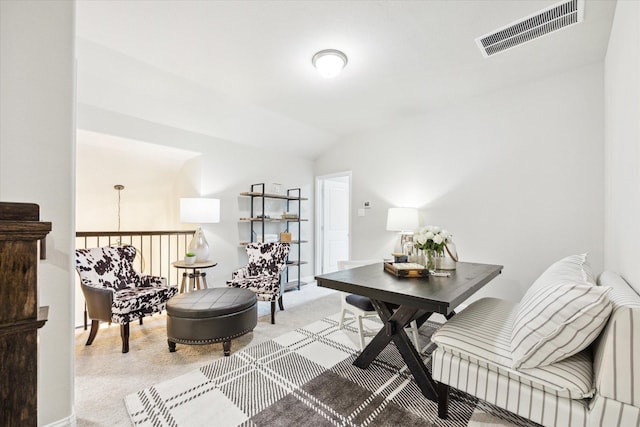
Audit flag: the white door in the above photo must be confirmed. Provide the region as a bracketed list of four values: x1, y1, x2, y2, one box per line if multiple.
[319, 174, 350, 274]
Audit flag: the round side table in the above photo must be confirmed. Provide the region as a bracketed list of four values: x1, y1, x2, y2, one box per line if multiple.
[172, 260, 218, 293]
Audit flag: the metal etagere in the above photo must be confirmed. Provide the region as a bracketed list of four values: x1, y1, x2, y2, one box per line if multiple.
[239, 183, 308, 290]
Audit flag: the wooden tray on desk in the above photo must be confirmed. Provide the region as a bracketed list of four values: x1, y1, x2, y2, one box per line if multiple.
[383, 262, 429, 278]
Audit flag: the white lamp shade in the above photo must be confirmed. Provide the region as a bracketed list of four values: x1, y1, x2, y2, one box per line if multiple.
[180, 198, 220, 224]
[386, 207, 419, 232]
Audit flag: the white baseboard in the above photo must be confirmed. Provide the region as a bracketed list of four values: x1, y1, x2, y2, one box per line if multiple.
[43, 409, 76, 427]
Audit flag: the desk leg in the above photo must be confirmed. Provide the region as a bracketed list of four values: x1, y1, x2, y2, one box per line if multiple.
[353, 301, 438, 402]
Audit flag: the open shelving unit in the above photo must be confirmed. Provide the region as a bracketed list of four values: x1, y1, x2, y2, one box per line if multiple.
[239, 183, 308, 291]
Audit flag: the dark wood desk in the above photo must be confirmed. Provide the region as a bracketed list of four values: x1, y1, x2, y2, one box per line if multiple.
[315, 261, 502, 404]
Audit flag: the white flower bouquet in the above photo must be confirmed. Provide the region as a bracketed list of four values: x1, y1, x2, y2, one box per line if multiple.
[413, 225, 452, 255]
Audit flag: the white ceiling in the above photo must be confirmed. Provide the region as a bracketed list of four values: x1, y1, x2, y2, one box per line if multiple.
[76, 0, 616, 159]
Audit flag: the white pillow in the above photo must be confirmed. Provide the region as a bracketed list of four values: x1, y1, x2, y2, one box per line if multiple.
[511, 282, 612, 369]
[521, 253, 595, 302]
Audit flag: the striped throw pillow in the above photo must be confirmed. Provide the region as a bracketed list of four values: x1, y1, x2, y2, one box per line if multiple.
[511, 283, 612, 369]
[521, 253, 596, 301]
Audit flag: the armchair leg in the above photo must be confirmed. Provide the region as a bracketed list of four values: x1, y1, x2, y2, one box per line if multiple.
[120, 323, 130, 353]
[437, 382, 449, 419]
[86, 320, 99, 346]
[270, 301, 276, 324]
[278, 295, 284, 311]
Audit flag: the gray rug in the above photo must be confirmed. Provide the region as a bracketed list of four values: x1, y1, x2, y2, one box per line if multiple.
[125, 314, 539, 426]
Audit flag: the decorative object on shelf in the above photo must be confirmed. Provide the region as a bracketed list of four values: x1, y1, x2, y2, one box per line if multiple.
[386, 207, 420, 254]
[279, 231, 292, 242]
[413, 225, 453, 271]
[180, 197, 220, 262]
[184, 252, 196, 265]
[312, 49, 348, 78]
[271, 183, 282, 194]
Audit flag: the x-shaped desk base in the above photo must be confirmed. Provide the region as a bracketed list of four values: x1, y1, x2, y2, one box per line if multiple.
[353, 300, 455, 404]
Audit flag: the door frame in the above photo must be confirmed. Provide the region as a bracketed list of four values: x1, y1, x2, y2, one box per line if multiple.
[315, 171, 352, 275]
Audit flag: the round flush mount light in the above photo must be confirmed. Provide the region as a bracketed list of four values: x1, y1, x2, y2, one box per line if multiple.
[312, 49, 348, 78]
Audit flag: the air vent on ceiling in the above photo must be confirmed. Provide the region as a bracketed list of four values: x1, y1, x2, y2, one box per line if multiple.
[476, 0, 584, 58]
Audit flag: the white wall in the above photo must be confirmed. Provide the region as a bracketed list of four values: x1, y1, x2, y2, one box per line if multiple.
[604, 0, 640, 292]
[76, 130, 200, 231]
[0, 1, 75, 425]
[316, 63, 605, 302]
[77, 108, 315, 290]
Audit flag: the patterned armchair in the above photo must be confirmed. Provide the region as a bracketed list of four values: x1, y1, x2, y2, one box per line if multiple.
[227, 242, 290, 324]
[75, 245, 178, 353]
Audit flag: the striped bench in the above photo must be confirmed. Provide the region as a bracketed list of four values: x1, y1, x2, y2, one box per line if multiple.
[431, 268, 640, 427]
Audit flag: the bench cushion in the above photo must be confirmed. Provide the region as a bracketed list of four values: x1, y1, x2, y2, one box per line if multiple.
[432, 297, 595, 399]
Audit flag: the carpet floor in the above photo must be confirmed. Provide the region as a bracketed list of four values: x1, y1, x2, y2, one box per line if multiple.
[75, 282, 340, 426]
[125, 314, 540, 427]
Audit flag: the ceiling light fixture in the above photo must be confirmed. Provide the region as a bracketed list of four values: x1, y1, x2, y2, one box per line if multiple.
[312, 49, 348, 78]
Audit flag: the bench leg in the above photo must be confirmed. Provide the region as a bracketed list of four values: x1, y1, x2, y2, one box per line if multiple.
[223, 340, 231, 356]
[168, 340, 176, 352]
[437, 382, 449, 419]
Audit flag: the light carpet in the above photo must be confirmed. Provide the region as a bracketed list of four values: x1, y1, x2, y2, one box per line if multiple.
[125, 314, 540, 427]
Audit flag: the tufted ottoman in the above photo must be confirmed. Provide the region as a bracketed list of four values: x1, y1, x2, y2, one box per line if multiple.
[166, 287, 257, 356]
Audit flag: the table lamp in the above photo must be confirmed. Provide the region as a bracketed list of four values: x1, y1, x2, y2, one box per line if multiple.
[386, 207, 419, 254]
[180, 198, 220, 262]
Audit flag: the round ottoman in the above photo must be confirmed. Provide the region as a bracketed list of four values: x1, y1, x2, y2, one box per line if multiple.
[166, 287, 257, 356]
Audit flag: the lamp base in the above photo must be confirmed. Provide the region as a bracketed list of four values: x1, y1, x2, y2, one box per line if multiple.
[188, 226, 210, 262]
[394, 232, 414, 254]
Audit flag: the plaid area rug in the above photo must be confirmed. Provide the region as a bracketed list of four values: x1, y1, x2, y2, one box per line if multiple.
[125, 314, 539, 427]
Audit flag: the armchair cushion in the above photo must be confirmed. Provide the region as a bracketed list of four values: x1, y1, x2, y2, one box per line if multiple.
[226, 276, 280, 302]
[111, 286, 178, 323]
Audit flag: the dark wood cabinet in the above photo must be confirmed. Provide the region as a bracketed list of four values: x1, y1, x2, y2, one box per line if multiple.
[0, 202, 51, 426]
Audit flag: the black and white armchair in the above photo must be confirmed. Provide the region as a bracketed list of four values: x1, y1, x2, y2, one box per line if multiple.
[227, 242, 290, 324]
[75, 245, 178, 353]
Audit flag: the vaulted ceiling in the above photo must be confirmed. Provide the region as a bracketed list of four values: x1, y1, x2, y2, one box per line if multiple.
[76, 0, 616, 159]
